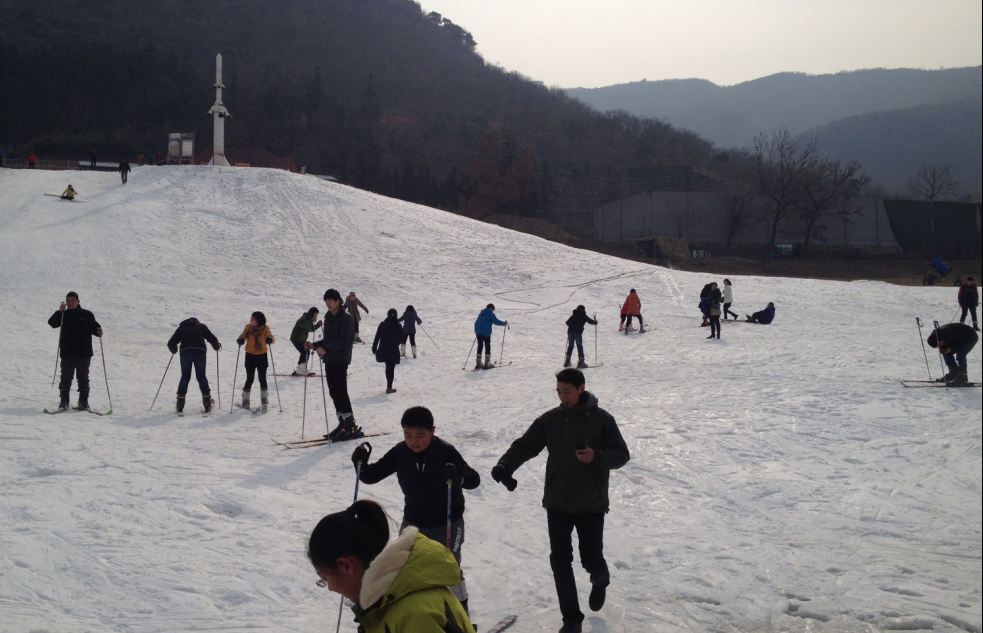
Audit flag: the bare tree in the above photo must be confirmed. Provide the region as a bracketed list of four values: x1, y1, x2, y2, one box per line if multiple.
[753, 129, 815, 248]
[799, 158, 870, 254]
[721, 182, 757, 248]
[906, 164, 958, 201]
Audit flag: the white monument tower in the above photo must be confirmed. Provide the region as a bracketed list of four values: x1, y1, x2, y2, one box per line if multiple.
[208, 53, 231, 166]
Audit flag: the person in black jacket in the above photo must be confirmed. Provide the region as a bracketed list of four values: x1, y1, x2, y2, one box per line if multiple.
[167, 318, 221, 413]
[372, 308, 402, 394]
[957, 277, 979, 331]
[927, 322, 978, 386]
[308, 288, 362, 440]
[706, 282, 722, 340]
[47, 291, 102, 411]
[564, 305, 597, 368]
[351, 406, 480, 612]
[491, 369, 630, 633]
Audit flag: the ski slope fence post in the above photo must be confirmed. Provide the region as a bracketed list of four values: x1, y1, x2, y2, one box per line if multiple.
[915, 318, 932, 380]
[419, 323, 439, 350]
[268, 345, 283, 413]
[99, 337, 113, 413]
[230, 344, 241, 413]
[51, 309, 64, 387]
[499, 324, 509, 365]
[149, 354, 174, 411]
[462, 337, 476, 370]
[932, 320, 949, 387]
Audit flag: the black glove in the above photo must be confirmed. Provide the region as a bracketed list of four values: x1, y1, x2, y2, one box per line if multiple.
[351, 442, 372, 467]
[442, 462, 462, 486]
[95, 329, 103, 338]
[491, 464, 517, 491]
[265, 337, 273, 344]
[236, 338, 244, 346]
[214, 343, 222, 351]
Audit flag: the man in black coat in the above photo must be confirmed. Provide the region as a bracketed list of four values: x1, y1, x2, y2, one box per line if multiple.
[167, 317, 222, 413]
[927, 322, 979, 386]
[47, 291, 102, 411]
[352, 406, 480, 611]
[308, 288, 360, 439]
[957, 277, 979, 331]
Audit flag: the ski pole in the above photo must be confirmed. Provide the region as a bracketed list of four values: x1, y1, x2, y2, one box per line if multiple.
[446, 480, 453, 548]
[317, 345, 331, 435]
[95, 336, 112, 413]
[51, 308, 65, 387]
[594, 313, 599, 366]
[932, 320, 949, 388]
[336, 460, 364, 633]
[149, 354, 174, 410]
[915, 317, 932, 380]
[215, 348, 221, 410]
[230, 344, 241, 413]
[268, 344, 283, 413]
[498, 324, 509, 365]
[419, 323, 439, 350]
[462, 337, 476, 370]
[301, 333, 313, 439]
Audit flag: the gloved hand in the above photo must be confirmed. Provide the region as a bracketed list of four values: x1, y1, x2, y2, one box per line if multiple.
[95, 329, 103, 337]
[214, 343, 222, 351]
[236, 338, 244, 346]
[491, 464, 517, 491]
[351, 442, 372, 467]
[265, 337, 274, 344]
[442, 462, 462, 486]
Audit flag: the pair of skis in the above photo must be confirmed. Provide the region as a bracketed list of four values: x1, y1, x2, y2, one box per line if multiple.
[43, 406, 111, 416]
[272, 431, 390, 449]
[900, 380, 980, 388]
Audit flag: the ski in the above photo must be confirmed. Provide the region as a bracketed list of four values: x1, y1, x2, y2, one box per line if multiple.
[484, 614, 518, 633]
[272, 373, 322, 377]
[272, 431, 390, 449]
[43, 408, 69, 414]
[467, 361, 513, 371]
[901, 380, 980, 388]
[43, 193, 87, 202]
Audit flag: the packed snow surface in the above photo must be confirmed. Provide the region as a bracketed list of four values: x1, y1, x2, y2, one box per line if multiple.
[0, 166, 980, 633]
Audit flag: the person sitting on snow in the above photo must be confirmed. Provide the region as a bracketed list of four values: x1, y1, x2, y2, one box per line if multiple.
[60, 185, 78, 200]
[746, 302, 775, 324]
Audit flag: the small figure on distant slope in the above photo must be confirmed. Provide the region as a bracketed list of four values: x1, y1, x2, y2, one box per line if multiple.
[957, 276, 979, 331]
[344, 291, 369, 343]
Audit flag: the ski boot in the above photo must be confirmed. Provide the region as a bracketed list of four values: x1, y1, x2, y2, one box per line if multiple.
[936, 371, 956, 383]
[563, 356, 572, 368]
[260, 390, 269, 413]
[291, 363, 305, 376]
[483, 354, 494, 369]
[176, 394, 186, 414]
[411, 345, 417, 359]
[400, 344, 406, 357]
[57, 390, 70, 412]
[948, 370, 969, 387]
[75, 390, 90, 411]
[577, 360, 589, 369]
[474, 356, 482, 371]
[240, 390, 250, 409]
[202, 393, 212, 413]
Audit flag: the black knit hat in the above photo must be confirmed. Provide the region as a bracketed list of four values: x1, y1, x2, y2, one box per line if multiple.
[251, 311, 266, 327]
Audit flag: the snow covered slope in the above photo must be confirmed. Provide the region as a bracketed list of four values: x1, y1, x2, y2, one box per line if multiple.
[0, 166, 979, 632]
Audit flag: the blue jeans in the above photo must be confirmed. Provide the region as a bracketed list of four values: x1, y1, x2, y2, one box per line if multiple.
[178, 348, 209, 396]
[565, 331, 585, 361]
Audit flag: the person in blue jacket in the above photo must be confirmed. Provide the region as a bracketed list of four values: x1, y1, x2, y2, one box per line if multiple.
[397, 305, 422, 358]
[746, 302, 776, 324]
[473, 303, 508, 370]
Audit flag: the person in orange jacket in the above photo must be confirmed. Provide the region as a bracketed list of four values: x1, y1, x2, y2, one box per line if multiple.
[236, 311, 275, 411]
[621, 289, 645, 334]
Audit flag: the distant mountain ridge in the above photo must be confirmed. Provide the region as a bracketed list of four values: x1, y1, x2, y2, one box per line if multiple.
[567, 67, 982, 195]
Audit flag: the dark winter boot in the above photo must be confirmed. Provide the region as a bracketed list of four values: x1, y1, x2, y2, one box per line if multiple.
[483, 354, 494, 369]
[474, 355, 482, 371]
[577, 359, 588, 369]
[260, 390, 269, 412]
[936, 370, 957, 383]
[76, 390, 90, 411]
[949, 370, 969, 387]
[58, 390, 70, 412]
[202, 393, 212, 413]
[326, 413, 362, 441]
[240, 390, 250, 409]
[176, 394, 186, 413]
[563, 356, 572, 368]
[588, 584, 606, 611]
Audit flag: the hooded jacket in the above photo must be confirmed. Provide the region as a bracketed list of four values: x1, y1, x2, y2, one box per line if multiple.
[290, 311, 320, 344]
[167, 318, 220, 354]
[352, 528, 475, 633]
[622, 292, 641, 315]
[473, 308, 505, 337]
[496, 392, 629, 514]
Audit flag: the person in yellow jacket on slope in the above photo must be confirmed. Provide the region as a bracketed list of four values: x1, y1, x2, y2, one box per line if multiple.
[236, 311, 275, 412]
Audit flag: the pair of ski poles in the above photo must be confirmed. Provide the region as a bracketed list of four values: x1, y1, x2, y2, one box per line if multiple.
[51, 310, 113, 413]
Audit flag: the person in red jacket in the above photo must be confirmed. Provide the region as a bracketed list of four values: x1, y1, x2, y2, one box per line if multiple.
[957, 277, 979, 331]
[621, 289, 644, 334]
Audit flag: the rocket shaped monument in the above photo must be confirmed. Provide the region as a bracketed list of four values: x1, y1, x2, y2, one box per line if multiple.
[208, 53, 231, 166]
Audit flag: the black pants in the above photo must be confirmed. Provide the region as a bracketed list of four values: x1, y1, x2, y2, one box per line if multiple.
[292, 339, 309, 364]
[547, 509, 609, 626]
[476, 334, 491, 355]
[723, 302, 738, 319]
[624, 314, 643, 330]
[960, 305, 978, 325]
[242, 352, 268, 391]
[325, 363, 352, 414]
[177, 348, 209, 396]
[944, 333, 979, 372]
[400, 332, 417, 346]
[384, 361, 396, 388]
[59, 356, 91, 398]
[709, 315, 720, 338]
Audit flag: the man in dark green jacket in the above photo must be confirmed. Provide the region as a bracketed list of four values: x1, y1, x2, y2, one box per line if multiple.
[492, 368, 629, 633]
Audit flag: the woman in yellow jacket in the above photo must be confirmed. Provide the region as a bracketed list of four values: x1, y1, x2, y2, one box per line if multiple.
[236, 311, 275, 411]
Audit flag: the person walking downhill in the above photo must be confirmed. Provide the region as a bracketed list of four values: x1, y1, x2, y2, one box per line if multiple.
[236, 311, 275, 412]
[372, 308, 402, 394]
[345, 291, 369, 343]
[621, 289, 644, 334]
[289, 307, 321, 376]
[118, 159, 131, 184]
[307, 288, 363, 440]
[47, 291, 103, 411]
[722, 279, 738, 320]
[958, 276, 979, 332]
[564, 305, 597, 368]
[307, 499, 476, 633]
[707, 282, 722, 340]
[167, 317, 221, 413]
[491, 368, 630, 633]
[398, 304, 423, 358]
[473, 303, 508, 370]
[351, 406, 480, 613]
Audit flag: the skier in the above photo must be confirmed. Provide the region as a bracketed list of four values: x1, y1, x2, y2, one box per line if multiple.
[307, 288, 362, 440]
[957, 276, 979, 331]
[621, 289, 644, 334]
[371, 308, 402, 394]
[722, 279, 738, 320]
[289, 307, 321, 375]
[473, 303, 508, 369]
[344, 291, 369, 343]
[491, 368, 630, 633]
[166, 318, 221, 413]
[47, 291, 102, 411]
[236, 311, 275, 412]
[564, 305, 597, 368]
[745, 302, 776, 324]
[398, 304, 423, 358]
[60, 185, 78, 200]
[308, 499, 476, 633]
[351, 406, 480, 612]
[706, 282, 722, 340]
[118, 159, 131, 184]
[927, 322, 978, 386]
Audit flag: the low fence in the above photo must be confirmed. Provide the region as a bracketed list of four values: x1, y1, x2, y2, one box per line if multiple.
[0, 158, 120, 171]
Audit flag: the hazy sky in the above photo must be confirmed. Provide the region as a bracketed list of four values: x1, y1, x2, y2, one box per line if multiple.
[418, 0, 982, 88]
